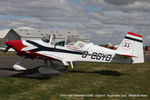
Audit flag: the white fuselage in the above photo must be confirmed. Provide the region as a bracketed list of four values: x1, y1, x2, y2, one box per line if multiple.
[21, 39, 132, 64]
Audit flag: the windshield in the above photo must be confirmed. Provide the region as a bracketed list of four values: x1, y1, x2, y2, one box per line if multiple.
[41, 34, 55, 44]
[41, 35, 50, 43]
[41, 35, 65, 46]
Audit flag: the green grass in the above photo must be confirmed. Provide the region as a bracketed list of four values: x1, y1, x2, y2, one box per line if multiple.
[0, 50, 16, 56]
[0, 63, 150, 100]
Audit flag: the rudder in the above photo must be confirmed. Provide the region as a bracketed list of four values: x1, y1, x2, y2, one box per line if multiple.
[117, 32, 144, 63]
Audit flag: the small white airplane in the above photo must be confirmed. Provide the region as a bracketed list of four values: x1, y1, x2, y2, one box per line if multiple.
[4, 32, 144, 74]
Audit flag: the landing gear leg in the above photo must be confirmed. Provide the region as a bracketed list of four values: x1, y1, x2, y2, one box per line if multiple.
[38, 60, 60, 75]
[13, 57, 26, 70]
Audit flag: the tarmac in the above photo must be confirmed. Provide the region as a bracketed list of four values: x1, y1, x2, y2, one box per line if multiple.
[0, 55, 149, 77]
[0, 56, 43, 77]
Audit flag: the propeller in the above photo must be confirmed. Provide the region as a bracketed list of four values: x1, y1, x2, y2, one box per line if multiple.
[3, 44, 12, 53]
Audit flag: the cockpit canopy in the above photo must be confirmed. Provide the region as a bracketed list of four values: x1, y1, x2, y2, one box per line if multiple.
[55, 40, 65, 46]
[41, 34, 89, 48]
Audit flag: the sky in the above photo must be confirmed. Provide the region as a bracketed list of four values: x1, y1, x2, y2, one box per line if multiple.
[0, 0, 150, 45]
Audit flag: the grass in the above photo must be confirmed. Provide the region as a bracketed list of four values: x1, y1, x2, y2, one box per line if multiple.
[0, 62, 150, 100]
[0, 50, 16, 56]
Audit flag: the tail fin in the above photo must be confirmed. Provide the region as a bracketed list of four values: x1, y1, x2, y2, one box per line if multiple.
[117, 32, 144, 63]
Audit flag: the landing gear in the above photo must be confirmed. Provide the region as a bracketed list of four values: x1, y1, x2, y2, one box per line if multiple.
[13, 57, 26, 70]
[38, 60, 60, 75]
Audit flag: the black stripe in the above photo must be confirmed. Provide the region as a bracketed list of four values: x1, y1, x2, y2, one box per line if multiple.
[125, 36, 143, 43]
[26, 40, 83, 55]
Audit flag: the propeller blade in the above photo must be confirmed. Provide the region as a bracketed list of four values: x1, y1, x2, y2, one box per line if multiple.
[3, 45, 12, 53]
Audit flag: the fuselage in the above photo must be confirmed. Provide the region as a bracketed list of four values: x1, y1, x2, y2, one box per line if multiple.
[5, 39, 132, 64]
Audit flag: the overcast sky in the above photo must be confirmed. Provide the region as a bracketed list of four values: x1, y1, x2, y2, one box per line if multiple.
[0, 0, 150, 45]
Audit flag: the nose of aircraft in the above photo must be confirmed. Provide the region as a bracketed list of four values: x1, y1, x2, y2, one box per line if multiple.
[5, 40, 14, 46]
[5, 40, 26, 52]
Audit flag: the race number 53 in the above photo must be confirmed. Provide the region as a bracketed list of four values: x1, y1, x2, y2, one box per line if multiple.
[122, 40, 132, 50]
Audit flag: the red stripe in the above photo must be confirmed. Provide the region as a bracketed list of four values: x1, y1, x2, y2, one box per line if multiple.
[128, 32, 142, 38]
[123, 54, 137, 58]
